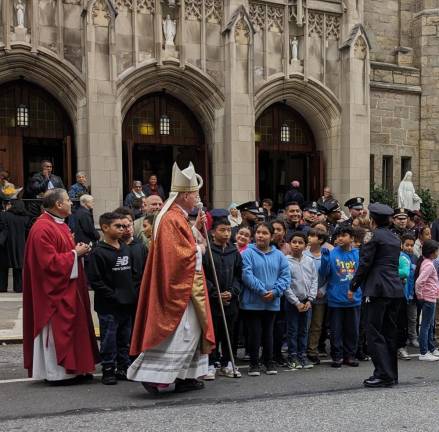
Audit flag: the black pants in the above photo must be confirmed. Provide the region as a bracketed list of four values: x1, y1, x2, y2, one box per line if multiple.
[245, 310, 276, 367]
[366, 297, 401, 382]
[396, 300, 408, 349]
[209, 313, 236, 367]
[329, 306, 360, 361]
[0, 267, 22, 292]
[273, 300, 286, 360]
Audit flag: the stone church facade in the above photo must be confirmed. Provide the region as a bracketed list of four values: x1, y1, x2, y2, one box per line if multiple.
[0, 0, 437, 215]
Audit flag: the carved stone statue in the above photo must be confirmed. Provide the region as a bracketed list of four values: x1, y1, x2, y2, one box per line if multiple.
[398, 171, 422, 211]
[291, 37, 299, 61]
[16, 0, 26, 28]
[163, 15, 176, 46]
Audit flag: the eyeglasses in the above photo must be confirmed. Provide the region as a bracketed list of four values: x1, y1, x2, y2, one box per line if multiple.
[114, 224, 129, 229]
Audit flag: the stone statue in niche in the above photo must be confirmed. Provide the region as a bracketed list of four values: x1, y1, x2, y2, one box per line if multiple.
[398, 171, 422, 211]
[15, 0, 26, 28]
[291, 37, 298, 61]
[163, 15, 176, 46]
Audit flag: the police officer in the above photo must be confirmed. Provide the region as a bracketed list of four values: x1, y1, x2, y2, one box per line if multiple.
[390, 208, 410, 239]
[320, 200, 342, 243]
[342, 197, 365, 226]
[302, 201, 320, 226]
[349, 203, 404, 388]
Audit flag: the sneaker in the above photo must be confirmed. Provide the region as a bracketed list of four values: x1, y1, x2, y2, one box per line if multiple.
[343, 358, 359, 367]
[300, 357, 314, 369]
[431, 349, 439, 357]
[115, 369, 128, 380]
[398, 348, 411, 360]
[102, 368, 117, 385]
[286, 356, 301, 370]
[307, 355, 320, 365]
[264, 362, 278, 375]
[409, 338, 420, 348]
[331, 359, 343, 368]
[203, 365, 216, 380]
[218, 362, 242, 378]
[419, 352, 439, 362]
[248, 365, 261, 376]
[274, 355, 287, 367]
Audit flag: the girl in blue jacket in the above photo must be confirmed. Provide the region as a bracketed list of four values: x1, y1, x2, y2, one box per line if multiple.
[241, 222, 291, 377]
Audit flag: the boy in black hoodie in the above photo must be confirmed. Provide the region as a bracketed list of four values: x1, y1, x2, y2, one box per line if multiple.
[203, 218, 243, 380]
[87, 212, 137, 385]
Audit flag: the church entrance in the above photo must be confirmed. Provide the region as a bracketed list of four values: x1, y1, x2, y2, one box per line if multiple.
[255, 103, 322, 210]
[0, 80, 74, 191]
[122, 92, 208, 201]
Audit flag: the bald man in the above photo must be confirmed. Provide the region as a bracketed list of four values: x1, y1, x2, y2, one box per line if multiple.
[133, 195, 164, 241]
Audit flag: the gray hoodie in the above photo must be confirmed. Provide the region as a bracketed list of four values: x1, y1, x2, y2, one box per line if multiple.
[285, 254, 318, 305]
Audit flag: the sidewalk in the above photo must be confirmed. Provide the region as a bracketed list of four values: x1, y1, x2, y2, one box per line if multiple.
[0, 292, 100, 342]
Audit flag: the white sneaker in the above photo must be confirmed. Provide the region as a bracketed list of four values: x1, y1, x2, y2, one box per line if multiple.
[419, 352, 439, 362]
[431, 349, 439, 357]
[218, 362, 242, 378]
[398, 348, 410, 360]
[203, 365, 216, 380]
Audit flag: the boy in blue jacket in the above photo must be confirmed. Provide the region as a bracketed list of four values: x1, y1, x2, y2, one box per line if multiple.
[320, 226, 361, 368]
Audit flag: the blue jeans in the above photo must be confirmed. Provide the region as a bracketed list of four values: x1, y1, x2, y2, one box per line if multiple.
[98, 312, 132, 371]
[418, 301, 436, 355]
[285, 301, 311, 360]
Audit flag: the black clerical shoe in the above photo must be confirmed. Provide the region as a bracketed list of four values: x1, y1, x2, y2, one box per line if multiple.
[174, 378, 205, 393]
[363, 377, 394, 388]
[46, 374, 93, 386]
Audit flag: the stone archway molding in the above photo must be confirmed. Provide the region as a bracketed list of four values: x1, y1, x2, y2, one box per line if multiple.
[0, 48, 86, 123]
[117, 60, 225, 135]
[254, 75, 341, 145]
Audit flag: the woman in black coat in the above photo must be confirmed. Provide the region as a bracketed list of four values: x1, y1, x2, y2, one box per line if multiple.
[0, 200, 31, 292]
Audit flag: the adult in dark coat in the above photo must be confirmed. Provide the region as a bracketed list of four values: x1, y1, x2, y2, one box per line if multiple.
[349, 203, 404, 388]
[27, 160, 65, 198]
[0, 200, 31, 292]
[73, 195, 100, 245]
[431, 217, 439, 242]
[142, 174, 166, 201]
[283, 180, 304, 208]
[26, 160, 65, 220]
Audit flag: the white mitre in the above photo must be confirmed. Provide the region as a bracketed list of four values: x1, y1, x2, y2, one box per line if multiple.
[153, 162, 204, 238]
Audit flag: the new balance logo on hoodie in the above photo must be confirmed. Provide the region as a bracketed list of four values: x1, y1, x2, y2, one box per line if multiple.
[114, 255, 130, 271]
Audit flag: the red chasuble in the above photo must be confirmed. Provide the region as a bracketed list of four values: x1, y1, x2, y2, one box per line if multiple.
[130, 205, 215, 356]
[23, 213, 99, 377]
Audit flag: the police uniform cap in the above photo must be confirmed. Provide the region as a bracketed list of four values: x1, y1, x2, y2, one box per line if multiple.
[393, 207, 409, 218]
[323, 200, 341, 213]
[209, 208, 229, 220]
[303, 201, 320, 214]
[344, 197, 364, 210]
[236, 201, 263, 214]
[368, 202, 394, 217]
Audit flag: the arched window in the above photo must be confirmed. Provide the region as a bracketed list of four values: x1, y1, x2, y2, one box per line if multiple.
[280, 123, 289, 142]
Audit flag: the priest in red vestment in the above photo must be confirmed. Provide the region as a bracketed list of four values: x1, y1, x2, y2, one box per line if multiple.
[23, 188, 100, 383]
[128, 162, 215, 394]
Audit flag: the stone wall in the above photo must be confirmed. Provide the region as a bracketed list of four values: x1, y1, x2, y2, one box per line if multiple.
[364, 0, 400, 64]
[370, 89, 420, 189]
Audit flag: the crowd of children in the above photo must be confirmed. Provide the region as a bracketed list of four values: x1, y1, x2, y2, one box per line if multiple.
[83, 198, 439, 385]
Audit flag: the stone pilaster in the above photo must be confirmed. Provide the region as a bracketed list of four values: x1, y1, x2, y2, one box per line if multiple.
[214, 1, 255, 207]
[413, 5, 439, 197]
[85, 0, 121, 217]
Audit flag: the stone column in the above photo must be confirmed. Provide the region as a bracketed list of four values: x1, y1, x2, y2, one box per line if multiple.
[85, 0, 121, 217]
[214, 1, 255, 207]
[339, 29, 371, 204]
[413, 5, 439, 198]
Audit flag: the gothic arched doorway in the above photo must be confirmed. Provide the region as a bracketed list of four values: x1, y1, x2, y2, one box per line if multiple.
[255, 103, 322, 209]
[122, 92, 208, 201]
[0, 80, 75, 190]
